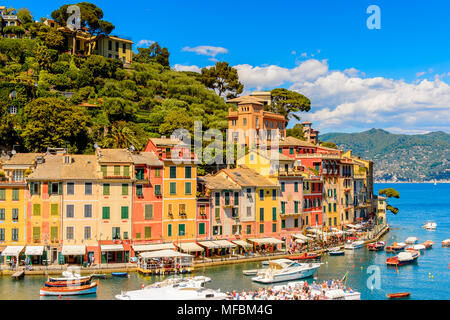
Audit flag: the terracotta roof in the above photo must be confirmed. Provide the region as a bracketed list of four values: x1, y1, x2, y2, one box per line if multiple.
[97, 149, 132, 163]
[27, 155, 99, 180]
[2, 153, 44, 166]
[150, 138, 185, 147]
[278, 136, 316, 148]
[227, 95, 265, 105]
[199, 175, 241, 190]
[131, 152, 163, 166]
[222, 166, 278, 188]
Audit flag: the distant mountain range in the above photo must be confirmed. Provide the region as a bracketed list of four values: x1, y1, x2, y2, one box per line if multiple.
[320, 129, 450, 182]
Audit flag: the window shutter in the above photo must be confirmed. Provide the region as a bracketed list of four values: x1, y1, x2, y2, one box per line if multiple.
[47, 182, 51, 195]
[121, 206, 129, 219]
[58, 182, 63, 195]
[145, 204, 153, 220]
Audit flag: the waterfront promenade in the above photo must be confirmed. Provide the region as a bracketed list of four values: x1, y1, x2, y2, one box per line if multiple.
[0, 224, 389, 276]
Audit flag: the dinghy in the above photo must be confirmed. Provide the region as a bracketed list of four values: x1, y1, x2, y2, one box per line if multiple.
[40, 281, 98, 296]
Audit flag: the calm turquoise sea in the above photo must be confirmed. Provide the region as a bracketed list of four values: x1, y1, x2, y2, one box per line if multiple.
[1, 183, 449, 300]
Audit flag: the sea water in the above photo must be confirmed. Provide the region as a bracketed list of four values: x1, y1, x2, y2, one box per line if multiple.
[1, 183, 449, 300]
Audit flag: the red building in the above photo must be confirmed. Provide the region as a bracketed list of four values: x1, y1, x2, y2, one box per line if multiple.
[130, 152, 163, 256]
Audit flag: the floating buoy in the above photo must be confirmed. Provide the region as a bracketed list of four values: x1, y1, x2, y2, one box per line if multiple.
[360, 266, 363, 270]
[141, 282, 144, 289]
[352, 265, 355, 268]
[431, 275, 434, 279]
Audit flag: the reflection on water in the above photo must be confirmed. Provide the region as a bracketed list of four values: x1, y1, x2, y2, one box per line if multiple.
[2, 183, 450, 300]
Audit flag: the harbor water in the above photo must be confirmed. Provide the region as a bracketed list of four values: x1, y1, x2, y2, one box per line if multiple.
[1, 183, 449, 300]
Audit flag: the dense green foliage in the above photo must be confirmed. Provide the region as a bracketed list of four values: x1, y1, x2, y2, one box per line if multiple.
[320, 129, 450, 182]
[379, 188, 400, 215]
[269, 88, 311, 124]
[200, 61, 243, 99]
[286, 123, 306, 140]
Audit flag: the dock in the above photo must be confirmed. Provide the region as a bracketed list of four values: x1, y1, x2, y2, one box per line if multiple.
[11, 270, 25, 279]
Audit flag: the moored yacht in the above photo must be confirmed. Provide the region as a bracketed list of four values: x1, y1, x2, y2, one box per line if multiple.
[344, 240, 365, 250]
[115, 276, 227, 300]
[251, 259, 321, 284]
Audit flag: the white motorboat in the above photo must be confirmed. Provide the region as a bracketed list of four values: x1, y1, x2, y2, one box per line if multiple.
[243, 269, 264, 276]
[405, 237, 418, 244]
[442, 239, 450, 247]
[251, 259, 321, 284]
[344, 240, 365, 250]
[115, 276, 227, 300]
[422, 222, 437, 230]
[408, 244, 426, 251]
[272, 281, 361, 300]
[323, 289, 361, 300]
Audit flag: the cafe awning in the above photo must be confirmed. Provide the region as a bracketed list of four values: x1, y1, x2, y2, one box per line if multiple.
[1, 246, 24, 256]
[25, 246, 44, 256]
[292, 234, 311, 241]
[248, 237, 284, 245]
[101, 244, 124, 252]
[132, 243, 175, 252]
[213, 240, 237, 248]
[231, 240, 252, 248]
[176, 242, 204, 253]
[197, 241, 220, 249]
[61, 245, 86, 256]
[140, 249, 193, 259]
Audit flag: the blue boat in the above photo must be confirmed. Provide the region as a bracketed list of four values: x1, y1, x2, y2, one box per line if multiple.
[111, 272, 128, 277]
[329, 250, 345, 256]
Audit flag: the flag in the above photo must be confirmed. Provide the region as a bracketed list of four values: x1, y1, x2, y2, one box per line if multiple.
[341, 271, 348, 283]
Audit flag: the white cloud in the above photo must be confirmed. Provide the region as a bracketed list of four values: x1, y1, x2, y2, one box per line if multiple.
[235, 59, 450, 133]
[136, 39, 155, 48]
[182, 46, 228, 61]
[172, 64, 202, 73]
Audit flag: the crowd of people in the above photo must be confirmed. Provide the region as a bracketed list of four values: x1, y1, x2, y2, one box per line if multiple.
[226, 279, 348, 300]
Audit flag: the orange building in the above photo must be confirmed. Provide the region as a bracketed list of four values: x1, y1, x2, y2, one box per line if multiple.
[227, 95, 287, 147]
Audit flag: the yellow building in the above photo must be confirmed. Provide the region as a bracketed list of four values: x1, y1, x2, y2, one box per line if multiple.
[0, 153, 40, 264]
[162, 157, 197, 243]
[26, 151, 65, 264]
[96, 148, 134, 263]
[94, 36, 133, 65]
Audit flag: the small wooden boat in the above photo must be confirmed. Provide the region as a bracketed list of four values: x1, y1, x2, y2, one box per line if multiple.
[441, 239, 450, 247]
[386, 242, 407, 252]
[367, 241, 385, 251]
[422, 222, 436, 230]
[387, 292, 410, 299]
[405, 237, 418, 244]
[111, 272, 128, 277]
[290, 252, 321, 260]
[48, 275, 91, 282]
[242, 269, 259, 276]
[329, 250, 345, 256]
[44, 278, 91, 287]
[91, 274, 107, 279]
[386, 251, 420, 266]
[40, 281, 98, 296]
[421, 241, 433, 249]
[406, 244, 426, 252]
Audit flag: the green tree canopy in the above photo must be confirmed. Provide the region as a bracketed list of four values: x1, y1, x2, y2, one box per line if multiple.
[379, 188, 400, 214]
[21, 97, 89, 152]
[270, 88, 311, 123]
[134, 42, 170, 68]
[200, 61, 243, 99]
[286, 123, 306, 140]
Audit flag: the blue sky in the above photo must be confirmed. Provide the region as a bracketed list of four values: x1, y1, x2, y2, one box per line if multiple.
[9, 0, 450, 134]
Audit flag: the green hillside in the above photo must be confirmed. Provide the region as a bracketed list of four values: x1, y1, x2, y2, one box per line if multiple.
[320, 129, 450, 182]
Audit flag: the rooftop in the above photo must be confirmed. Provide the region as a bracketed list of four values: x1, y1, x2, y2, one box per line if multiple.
[96, 148, 132, 163]
[198, 174, 241, 190]
[130, 152, 163, 167]
[222, 166, 278, 188]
